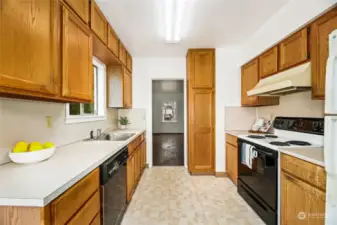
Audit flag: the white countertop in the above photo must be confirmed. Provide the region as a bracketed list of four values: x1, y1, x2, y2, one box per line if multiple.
[0, 129, 145, 207]
[225, 130, 251, 136]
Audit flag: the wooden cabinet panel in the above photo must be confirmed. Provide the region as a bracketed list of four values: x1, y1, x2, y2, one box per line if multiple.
[64, 0, 89, 23]
[0, 0, 59, 96]
[241, 59, 259, 106]
[226, 143, 238, 185]
[311, 8, 337, 99]
[189, 89, 215, 172]
[259, 47, 278, 78]
[123, 70, 132, 108]
[67, 191, 100, 225]
[107, 25, 119, 57]
[281, 154, 326, 191]
[189, 50, 215, 88]
[119, 43, 127, 66]
[61, 6, 93, 101]
[90, 0, 107, 44]
[127, 52, 133, 72]
[90, 213, 101, 225]
[127, 153, 135, 202]
[281, 172, 326, 225]
[279, 28, 309, 70]
[51, 169, 99, 225]
[225, 134, 238, 147]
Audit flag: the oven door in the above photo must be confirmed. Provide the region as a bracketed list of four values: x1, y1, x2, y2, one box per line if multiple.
[238, 139, 278, 211]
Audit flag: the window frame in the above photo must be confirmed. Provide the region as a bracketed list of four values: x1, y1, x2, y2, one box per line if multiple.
[65, 57, 107, 124]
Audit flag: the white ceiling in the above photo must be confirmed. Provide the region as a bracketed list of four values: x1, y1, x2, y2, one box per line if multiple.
[97, 0, 290, 57]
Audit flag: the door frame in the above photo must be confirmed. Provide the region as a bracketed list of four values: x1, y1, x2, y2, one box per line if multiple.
[148, 78, 187, 168]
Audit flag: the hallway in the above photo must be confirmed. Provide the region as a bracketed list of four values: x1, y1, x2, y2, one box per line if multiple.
[122, 167, 265, 225]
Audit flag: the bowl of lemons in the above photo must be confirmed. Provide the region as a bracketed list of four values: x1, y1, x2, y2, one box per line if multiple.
[9, 141, 56, 164]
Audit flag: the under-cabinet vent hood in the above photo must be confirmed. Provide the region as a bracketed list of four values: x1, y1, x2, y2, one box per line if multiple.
[247, 62, 312, 96]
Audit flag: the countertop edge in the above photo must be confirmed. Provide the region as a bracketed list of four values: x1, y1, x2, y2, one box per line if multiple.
[0, 129, 146, 207]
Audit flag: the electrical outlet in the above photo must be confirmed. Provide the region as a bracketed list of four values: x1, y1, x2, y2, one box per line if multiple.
[46, 116, 52, 128]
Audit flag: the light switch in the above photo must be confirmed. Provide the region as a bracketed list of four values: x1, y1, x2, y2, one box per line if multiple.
[46, 116, 52, 128]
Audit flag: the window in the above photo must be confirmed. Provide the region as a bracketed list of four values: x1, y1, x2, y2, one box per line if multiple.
[65, 57, 106, 124]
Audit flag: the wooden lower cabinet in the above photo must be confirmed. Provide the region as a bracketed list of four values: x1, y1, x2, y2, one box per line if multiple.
[281, 154, 326, 225]
[126, 134, 146, 202]
[226, 143, 238, 185]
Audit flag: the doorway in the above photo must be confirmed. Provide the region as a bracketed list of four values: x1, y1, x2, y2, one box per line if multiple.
[152, 80, 184, 166]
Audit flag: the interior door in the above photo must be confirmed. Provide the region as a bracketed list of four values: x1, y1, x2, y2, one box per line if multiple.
[62, 5, 93, 101]
[0, 0, 59, 95]
[189, 89, 215, 173]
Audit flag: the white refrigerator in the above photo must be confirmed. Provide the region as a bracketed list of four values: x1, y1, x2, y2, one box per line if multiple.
[325, 29, 337, 225]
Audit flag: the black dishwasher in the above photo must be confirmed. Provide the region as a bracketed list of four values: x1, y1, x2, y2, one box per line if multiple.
[100, 147, 128, 225]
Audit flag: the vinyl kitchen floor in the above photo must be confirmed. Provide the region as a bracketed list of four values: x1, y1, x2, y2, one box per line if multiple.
[121, 167, 265, 225]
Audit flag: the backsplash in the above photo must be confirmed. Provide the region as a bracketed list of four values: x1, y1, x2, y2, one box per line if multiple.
[118, 108, 146, 129]
[257, 92, 324, 119]
[0, 98, 118, 149]
[225, 107, 257, 130]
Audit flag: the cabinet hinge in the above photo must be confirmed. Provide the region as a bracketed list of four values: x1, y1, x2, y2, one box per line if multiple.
[308, 51, 311, 59]
[307, 27, 311, 35]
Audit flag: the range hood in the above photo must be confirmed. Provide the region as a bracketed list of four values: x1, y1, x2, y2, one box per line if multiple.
[247, 62, 312, 96]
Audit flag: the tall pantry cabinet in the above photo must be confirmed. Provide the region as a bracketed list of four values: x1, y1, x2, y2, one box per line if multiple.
[187, 49, 215, 174]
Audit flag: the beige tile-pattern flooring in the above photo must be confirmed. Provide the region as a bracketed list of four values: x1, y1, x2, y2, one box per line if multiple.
[122, 167, 265, 225]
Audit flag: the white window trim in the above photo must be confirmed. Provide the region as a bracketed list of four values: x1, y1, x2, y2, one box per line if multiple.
[65, 57, 107, 124]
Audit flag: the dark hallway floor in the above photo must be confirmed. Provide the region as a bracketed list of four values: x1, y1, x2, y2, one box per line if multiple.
[152, 133, 184, 166]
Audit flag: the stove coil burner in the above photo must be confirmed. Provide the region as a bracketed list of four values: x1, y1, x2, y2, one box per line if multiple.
[286, 141, 311, 146]
[247, 135, 266, 139]
[265, 135, 278, 138]
[269, 141, 291, 146]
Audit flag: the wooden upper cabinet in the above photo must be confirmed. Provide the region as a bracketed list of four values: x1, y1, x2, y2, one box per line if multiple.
[64, 0, 89, 23]
[241, 59, 259, 106]
[119, 43, 127, 66]
[62, 5, 93, 102]
[311, 8, 337, 100]
[0, 0, 59, 96]
[279, 28, 309, 70]
[189, 50, 215, 88]
[189, 89, 215, 173]
[90, 0, 108, 44]
[127, 52, 133, 72]
[123, 70, 132, 108]
[107, 25, 119, 57]
[259, 46, 278, 78]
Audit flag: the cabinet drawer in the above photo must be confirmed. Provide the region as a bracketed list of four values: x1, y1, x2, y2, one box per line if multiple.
[281, 154, 326, 191]
[128, 136, 141, 155]
[51, 168, 99, 225]
[67, 191, 100, 225]
[226, 134, 238, 147]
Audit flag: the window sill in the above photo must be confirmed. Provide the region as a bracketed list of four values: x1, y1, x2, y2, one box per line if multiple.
[65, 115, 106, 124]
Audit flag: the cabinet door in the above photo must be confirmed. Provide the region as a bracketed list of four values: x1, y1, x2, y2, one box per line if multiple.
[62, 6, 93, 101]
[123, 70, 132, 108]
[281, 172, 326, 225]
[90, 1, 107, 44]
[119, 43, 127, 66]
[64, 0, 89, 23]
[126, 154, 135, 202]
[279, 28, 309, 70]
[107, 25, 119, 57]
[189, 50, 215, 88]
[0, 0, 59, 96]
[127, 52, 133, 72]
[259, 46, 278, 78]
[226, 143, 238, 185]
[311, 8, 337, 100]
[189, 89, 215, 173]
[241, 59, 259, 106]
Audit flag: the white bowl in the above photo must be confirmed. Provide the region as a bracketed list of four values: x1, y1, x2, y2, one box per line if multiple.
[9, 147, 56, 164]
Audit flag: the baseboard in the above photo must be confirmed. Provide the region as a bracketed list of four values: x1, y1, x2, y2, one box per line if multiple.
[145, 163, 150, 168]
[190, 172, 215, 176]
[215, 172, 228, 177]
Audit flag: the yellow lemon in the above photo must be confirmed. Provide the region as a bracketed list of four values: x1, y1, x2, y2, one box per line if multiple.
[28, 142, 44, 152]
[44, 142, 54, 149]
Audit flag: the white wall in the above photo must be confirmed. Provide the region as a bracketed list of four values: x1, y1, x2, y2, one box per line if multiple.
[240, 0, 337, 64]
[132, 58, 187, 167]
[118, 108, 146, 129]
[215, 46, 243, 172]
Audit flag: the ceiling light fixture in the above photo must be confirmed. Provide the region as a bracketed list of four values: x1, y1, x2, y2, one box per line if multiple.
[164, 0, 194, 43]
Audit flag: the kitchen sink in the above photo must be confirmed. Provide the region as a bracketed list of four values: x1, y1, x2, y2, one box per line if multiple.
[84, 132, 136, 142]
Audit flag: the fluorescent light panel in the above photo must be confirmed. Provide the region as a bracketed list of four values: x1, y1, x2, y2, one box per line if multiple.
[165, 0, 192, 42]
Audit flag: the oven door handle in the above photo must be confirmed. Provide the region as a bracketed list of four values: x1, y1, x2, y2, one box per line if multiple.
[256, 149, 274, 157]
